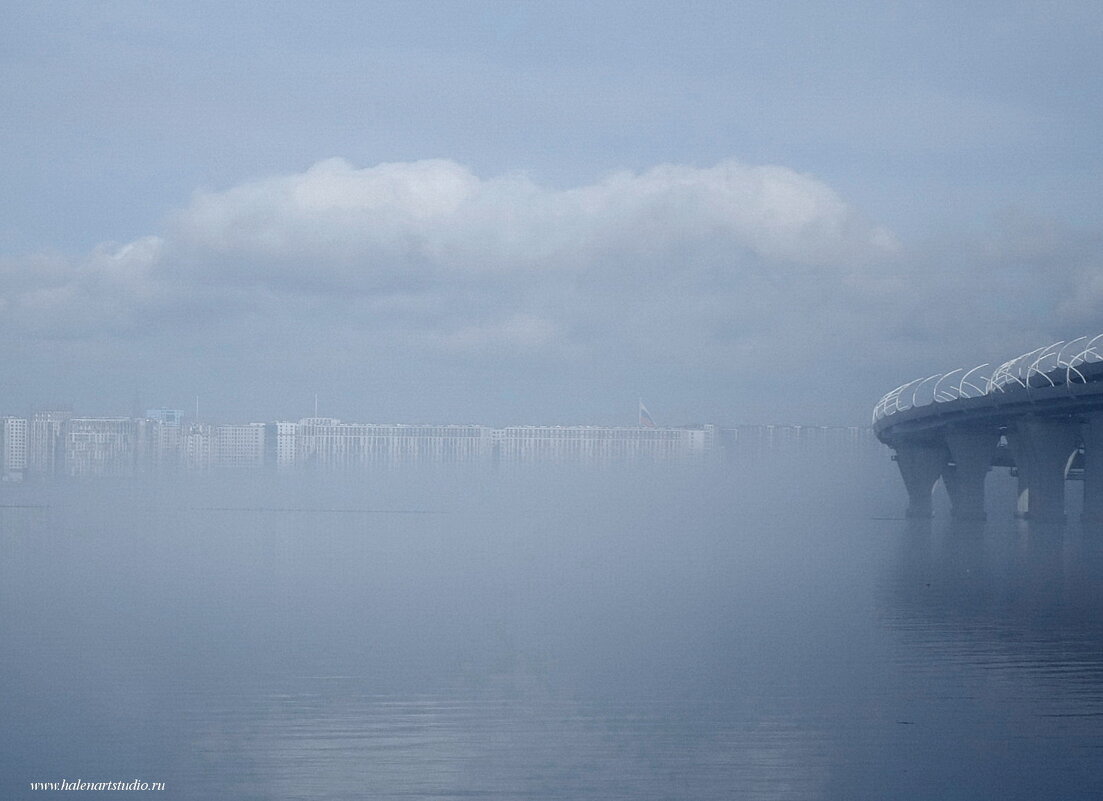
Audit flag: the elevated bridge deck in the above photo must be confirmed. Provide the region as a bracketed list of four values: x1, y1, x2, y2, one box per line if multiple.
[873, 335, 1103, 522]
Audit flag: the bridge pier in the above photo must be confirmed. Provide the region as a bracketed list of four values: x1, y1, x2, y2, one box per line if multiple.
[942, 427, 1001, 521]
[874, 334, 1103, 522]
[1081, 413, 1103, 524]
[893, 442, 949, 518]
[1006, 417, 1080, 523]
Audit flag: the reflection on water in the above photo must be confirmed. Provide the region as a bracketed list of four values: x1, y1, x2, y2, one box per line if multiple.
[876, 517, 1103, 800]
[2, 467, 1103, 799]
[885, 518, 1103, 685]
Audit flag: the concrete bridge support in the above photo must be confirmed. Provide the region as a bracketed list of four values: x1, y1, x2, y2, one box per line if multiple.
[1081, 413, 1103, 524]
[1006, 417, 1080, 523]
[942, 427, 1002, 521]
[893, 442, 949, 519]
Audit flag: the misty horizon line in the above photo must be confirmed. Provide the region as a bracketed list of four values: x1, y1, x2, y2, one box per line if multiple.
[0, 405, 875, 431]
[1, 411, 880, 483]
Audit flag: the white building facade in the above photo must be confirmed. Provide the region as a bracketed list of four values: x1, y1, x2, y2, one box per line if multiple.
[183, 424, 213, 472]
[494, 425, 716, 465]
[63, 418, 142, 478]
[30, 410, 72, 476]
[213, 423, 267, 468]
[292, 419, 494, 469]
[1, 417, 28, 481]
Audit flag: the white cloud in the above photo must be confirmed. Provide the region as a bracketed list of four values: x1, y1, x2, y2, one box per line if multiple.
[166, 157, 898, 289]
[173, 158, 481, 265]
[23, 156, 1090, 421]
[0, 157, 911, 364]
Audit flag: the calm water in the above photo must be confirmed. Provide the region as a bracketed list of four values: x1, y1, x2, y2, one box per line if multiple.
[2, 461, 1103, 800]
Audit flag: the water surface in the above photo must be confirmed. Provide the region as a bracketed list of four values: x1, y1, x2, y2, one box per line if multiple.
[2, 464, 1102, 799]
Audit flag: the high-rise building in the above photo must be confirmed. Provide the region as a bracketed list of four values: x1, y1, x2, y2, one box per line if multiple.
[63, 418, 140, 478]
[213, 423, 267, 468]
[1, 417, 29, 481]
[145, 409, 184, 425]
[270, 421, 298, 470]
[494, 425, 714, 465]
[145, 409, 185, 470]
[183, 424, 213, 472]
[30, 410, 72, 477]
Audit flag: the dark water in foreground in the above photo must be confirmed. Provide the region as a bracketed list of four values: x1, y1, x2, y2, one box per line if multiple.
[2, 463, 1103, 800]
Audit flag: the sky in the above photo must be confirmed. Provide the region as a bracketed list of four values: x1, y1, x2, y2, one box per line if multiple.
[2, 0, 1102, 426]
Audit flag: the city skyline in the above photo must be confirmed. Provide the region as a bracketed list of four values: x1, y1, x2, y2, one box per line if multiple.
[1, 401, 876, 481]
[0, 395, 839, 430]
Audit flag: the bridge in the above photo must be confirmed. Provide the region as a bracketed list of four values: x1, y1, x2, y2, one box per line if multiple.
[873, 335, 1103, 523]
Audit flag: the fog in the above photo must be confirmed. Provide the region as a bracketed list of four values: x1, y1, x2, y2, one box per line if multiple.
[5, 3, 1103, 797]
[5, 443, 1103, 799]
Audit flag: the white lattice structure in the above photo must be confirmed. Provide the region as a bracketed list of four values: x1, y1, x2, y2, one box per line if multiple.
[873, 334, 1103, 425]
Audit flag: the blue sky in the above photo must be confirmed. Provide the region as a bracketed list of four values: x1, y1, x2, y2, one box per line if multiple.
[2, 1, 1102, 425]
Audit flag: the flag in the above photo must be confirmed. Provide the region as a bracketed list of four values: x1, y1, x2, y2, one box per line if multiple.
[639, 400, 656, 428]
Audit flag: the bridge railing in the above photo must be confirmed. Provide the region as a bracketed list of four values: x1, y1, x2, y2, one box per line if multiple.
[872, 334, 1103, 425]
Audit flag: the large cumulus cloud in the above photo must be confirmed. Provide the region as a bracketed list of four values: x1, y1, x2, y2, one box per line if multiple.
[170, 157, 897, 277]
[4, 156, 1090, 422]
[2, 157, 897, 343]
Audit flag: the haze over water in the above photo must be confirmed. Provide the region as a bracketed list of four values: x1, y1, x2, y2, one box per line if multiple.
[4, 4, 1103, 798]
[3, 449, 1103, 800]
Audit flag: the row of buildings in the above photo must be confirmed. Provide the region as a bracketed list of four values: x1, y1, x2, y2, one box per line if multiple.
[0, 409, 880, 482]
[0, 410, 723, 480]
